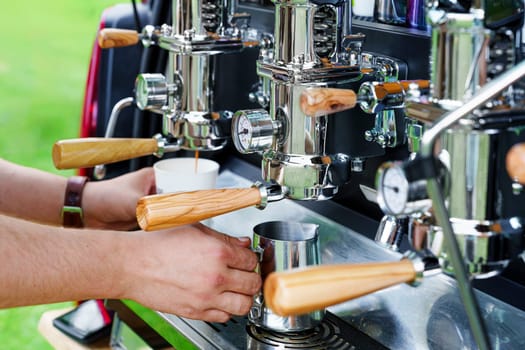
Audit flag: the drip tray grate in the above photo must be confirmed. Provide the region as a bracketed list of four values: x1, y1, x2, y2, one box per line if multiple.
[245, 312, 387, 349]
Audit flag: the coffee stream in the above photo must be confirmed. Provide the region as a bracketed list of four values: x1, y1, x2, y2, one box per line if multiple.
[194, 150, 199, 174]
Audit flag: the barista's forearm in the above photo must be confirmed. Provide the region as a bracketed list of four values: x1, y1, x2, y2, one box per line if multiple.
[0, 214, 128, 308]
[0, 159, 67, 225]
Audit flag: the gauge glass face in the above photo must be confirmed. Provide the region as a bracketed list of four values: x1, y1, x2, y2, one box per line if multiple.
[380, 165, 409, 215]
[235, 114, 253, 152]
[135, 77, 149, 109]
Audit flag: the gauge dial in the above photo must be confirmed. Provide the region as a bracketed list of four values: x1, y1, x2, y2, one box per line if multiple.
[232, 109, 274, 154]
[376, 162, 409, 216]
[134, 73, 167, 111]
[235, 112, 253, 152]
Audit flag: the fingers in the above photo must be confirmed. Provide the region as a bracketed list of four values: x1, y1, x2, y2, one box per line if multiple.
[221, 269, 261, 296]
[183, 292, 255, 322]
[192, 223, 257, 271]
[183, 292, 253, 322]
[195, 223, 251, 246]
[213, 291, 255, 317]
[131, 225, 262, 323]
[230, 236, 252, 248]
[196, 310, 232, 323]
[224, 243, 259, 271]
[213, 235, 256, 268]
[117, 166, 156, 196]
[220, 233, 252, 249]
[140, 167, 156, 195]
[204, 269, 262, 296]
[168, 273, 258, 321]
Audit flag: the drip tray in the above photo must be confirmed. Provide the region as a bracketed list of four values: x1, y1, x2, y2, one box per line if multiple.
[204, 312, 388, 349]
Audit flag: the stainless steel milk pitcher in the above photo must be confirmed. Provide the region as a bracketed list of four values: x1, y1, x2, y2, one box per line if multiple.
[249, 221, 324, 332]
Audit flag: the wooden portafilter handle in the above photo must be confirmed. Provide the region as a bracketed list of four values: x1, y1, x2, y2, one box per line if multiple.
[53, 138, 160, 169]
[98, 28, 140, 49]
[137, 187, 264, 231]
[300, 88, 358, 117]
[264, 259, 420, 317]
[506, 143, 525, 184]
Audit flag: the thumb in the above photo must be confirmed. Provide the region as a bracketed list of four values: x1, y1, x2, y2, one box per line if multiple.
[193, 223, 252, 247]
[231, 236, 252, 247]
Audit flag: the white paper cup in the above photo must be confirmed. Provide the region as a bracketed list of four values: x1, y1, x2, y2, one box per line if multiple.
[353, 0, 375, 17]
[154, 157, 220, 194]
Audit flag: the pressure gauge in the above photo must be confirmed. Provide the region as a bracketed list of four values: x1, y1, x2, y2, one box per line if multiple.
[235, 112, 254, 151]
[376, 161, 431, 216]
[232, 109, 275, 154]
[135, 73, 168, 111]
[376, 162, 410, 216]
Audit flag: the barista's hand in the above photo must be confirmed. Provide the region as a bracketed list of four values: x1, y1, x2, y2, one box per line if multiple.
[83, 167, 156, 230]
[122, 223, 261, 322]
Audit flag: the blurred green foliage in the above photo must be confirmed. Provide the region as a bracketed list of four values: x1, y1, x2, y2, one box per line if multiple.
[0, 1, 120, 348]
[0, 1, 118, 174]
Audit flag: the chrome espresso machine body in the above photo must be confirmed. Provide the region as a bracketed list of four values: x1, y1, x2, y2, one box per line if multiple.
[367, 2, 525, 348]
[79, 0, 525, 349]
[229, 0, 407, 201]
[373, 1, 525, 275]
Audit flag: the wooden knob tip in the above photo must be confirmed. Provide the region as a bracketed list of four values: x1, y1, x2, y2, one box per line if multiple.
[263, 271, 328, 317]
[97, 28, 139, 49]
[97, 29, 112, 48]
[52, 142, 65, 169]
[136, 194, 189, 232]
[263, 273, 282, 315]
[136, 197, 155, 231]
[506, 143, 525, 184]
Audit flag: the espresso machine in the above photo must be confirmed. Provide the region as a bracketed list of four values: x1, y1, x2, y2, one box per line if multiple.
[254, 1, 525, 349]
[52, 0, 259, 174]
[53, 0, 525, 349]
[134, 0, 426, 229]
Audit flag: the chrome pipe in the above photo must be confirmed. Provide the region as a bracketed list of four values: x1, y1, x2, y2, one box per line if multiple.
[104, 97, 134, 138]
[421, 60, 525, 155]
[94, 96, 135, 180]
[426, 177, 490, 350]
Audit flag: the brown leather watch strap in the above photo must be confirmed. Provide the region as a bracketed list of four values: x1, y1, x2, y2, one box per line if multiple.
[62, 176, 89, 227]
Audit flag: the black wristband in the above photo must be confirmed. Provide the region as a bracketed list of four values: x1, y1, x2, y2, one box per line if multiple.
[61, 176, 89, 228]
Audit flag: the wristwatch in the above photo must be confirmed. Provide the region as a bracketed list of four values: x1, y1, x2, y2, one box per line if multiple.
[62, 176, 89, 227]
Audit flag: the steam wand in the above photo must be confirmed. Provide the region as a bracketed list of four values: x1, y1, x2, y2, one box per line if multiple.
[413, 59, 525, 350]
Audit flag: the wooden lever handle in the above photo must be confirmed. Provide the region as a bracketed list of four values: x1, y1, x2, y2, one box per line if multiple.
[398, 79, 430, 91]
[53, 138, 159, 169]
[506, 143, 525, 184]
[98, 28, 140, 49]
[300, 88, 358, 117]
[137, 187, 263, 231]
[264, 259, 416, 316]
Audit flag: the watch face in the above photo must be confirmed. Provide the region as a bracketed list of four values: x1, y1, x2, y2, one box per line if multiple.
[377, 163, 409, 216]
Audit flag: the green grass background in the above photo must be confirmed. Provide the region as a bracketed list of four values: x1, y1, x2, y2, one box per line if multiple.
[0, 1, 119, 348]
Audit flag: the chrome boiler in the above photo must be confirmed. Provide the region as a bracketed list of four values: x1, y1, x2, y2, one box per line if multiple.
[230, 0, 409, 200]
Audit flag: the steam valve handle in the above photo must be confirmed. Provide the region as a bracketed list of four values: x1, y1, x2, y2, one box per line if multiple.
[264, 259, 422, 317]
[300, 88, 359, 117]
[98, 28, 140, 49]
[300, 80, 430, 117]
[136, 185, 269, 231]
[52, 137, 170, 169]
[506, 143, 525, 184]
